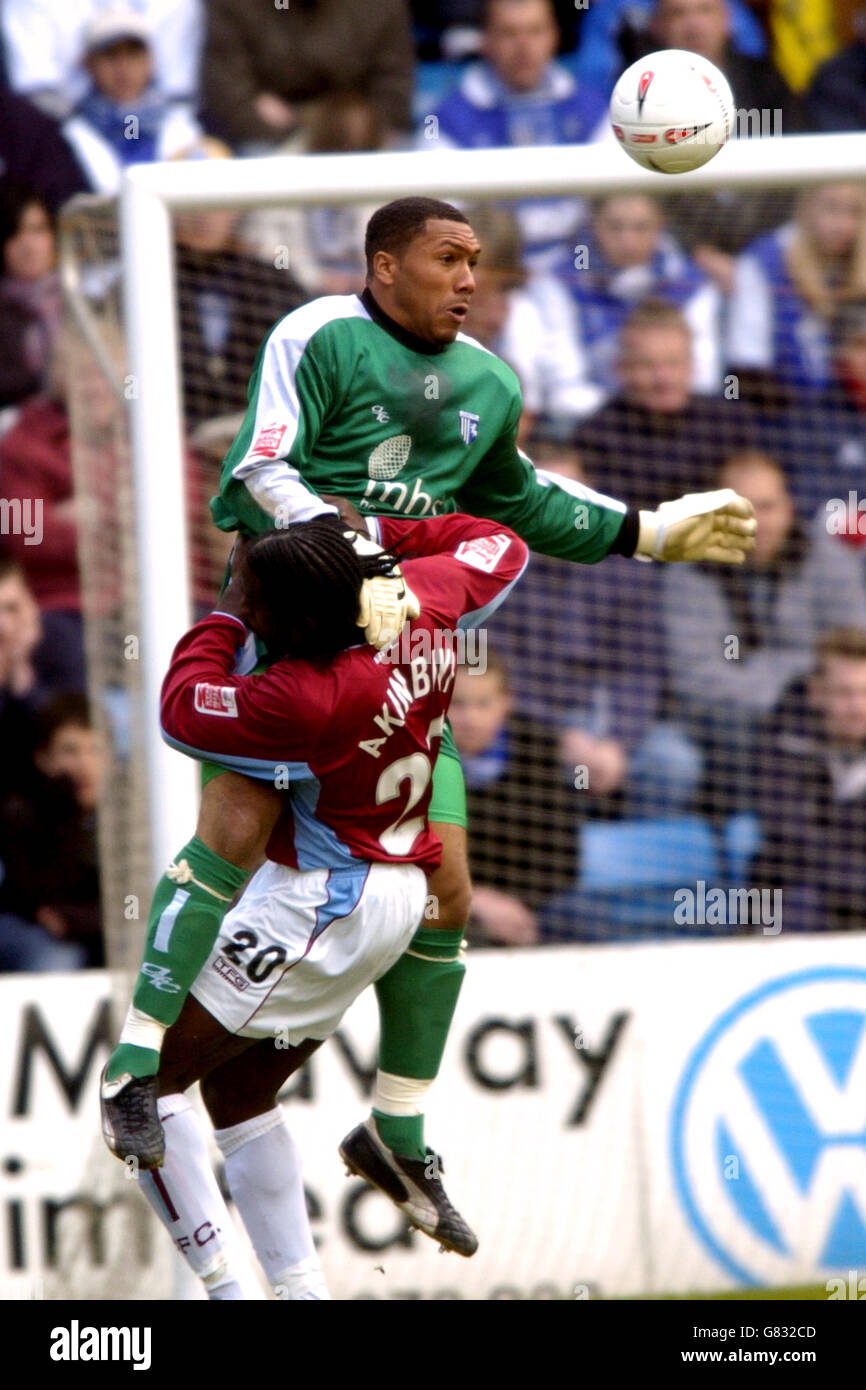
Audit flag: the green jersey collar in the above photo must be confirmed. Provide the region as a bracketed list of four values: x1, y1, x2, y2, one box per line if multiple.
[360, 287, 447, 357]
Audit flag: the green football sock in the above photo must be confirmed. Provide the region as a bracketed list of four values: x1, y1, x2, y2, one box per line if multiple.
[373, 926, 465, 1159]
[106, 837, 249, 1081]
[372, 1111, 427, 1160]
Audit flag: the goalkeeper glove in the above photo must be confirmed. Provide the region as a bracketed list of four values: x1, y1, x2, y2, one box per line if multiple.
[345, 529, 421, 649]
[636, 488, 757, 564]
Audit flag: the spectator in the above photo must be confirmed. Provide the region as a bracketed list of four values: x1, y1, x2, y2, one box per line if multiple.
[556, 193, 722, 395]
[62, 9, 203, 196]
[411, 0, 486, 61]
[488, 439, 700, 816]
[175, 181, 309, 426]
[756, 300, 866, 521]
[187, 412, 248, 594]
[727, 182, 866, 398]
[761, 0, 843, 94]
[661, 450, 866, 813]
[424, 0, 607, 271]
[1, 0, 202, 120]
[751, 627, 866, 931]
[640, 0, 805, 291]
[411, 0, 585, 61]
[0, 187, 65, 413]
[650, 0, 800, 115]
[808, 11, 866, 131]
[448, 650, 578, 945]
[0, 335, 91, 691]
[0, 87, 88, 215]
[460, 204, 602, 437]
[0, 694, 106, 971]
[239, 94, 385, 298]
[200, 0, 414, 152]
[574, 298, 758, 510]
[571, 0, 766, 96]
[822, 301, 866, 497]
[0, 559, 47, 795]
[644, 0, 802, 128]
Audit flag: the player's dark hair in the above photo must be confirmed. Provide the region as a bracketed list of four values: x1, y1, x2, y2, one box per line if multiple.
[242, 516, 401, 663]
[365, 197, 470, 276]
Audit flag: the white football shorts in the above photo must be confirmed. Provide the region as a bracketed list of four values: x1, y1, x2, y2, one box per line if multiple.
[190, 858, 427, 1044]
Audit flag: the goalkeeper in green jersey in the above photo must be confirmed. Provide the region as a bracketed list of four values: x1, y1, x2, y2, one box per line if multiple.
[103, 196, 755, 1252]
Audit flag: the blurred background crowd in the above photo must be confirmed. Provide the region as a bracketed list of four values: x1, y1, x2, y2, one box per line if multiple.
[2, 0, 866, 965]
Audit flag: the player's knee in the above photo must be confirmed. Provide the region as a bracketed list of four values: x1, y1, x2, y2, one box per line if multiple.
[158, 1059, 197, 1098]
[200, 1072, 278, 1129]
[197, 774, 281, 868]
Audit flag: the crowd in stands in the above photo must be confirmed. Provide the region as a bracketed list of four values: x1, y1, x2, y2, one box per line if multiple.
[2, 0, 866, 965]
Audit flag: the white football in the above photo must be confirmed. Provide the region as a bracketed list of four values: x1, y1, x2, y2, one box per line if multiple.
[609, 48, 735, 174]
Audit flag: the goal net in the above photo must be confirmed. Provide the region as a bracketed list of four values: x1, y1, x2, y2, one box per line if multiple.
[49, 134, 866, 1300]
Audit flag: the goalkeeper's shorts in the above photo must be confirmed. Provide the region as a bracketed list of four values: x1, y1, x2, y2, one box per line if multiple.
[200, 719, 468, 829]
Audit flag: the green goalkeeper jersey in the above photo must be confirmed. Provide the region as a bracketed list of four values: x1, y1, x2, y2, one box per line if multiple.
[212, 288, 637, 563]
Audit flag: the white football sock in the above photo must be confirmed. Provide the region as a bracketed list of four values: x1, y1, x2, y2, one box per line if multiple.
[214, 1107, 331, 1300]
[138, 1093, 260, 1300]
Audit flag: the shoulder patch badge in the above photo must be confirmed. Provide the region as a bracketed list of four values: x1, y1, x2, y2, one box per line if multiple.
[194, 683, 239, 717]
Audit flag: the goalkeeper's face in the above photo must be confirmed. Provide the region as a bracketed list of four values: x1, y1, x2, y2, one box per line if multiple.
[381, 220, 481, 345]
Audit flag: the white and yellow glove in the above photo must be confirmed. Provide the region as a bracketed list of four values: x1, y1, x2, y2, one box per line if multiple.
[636, 488, 757, 564]
[345, 529, 421, 649]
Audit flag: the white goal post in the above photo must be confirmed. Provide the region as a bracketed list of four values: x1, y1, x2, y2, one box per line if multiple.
[118, 132, 866, 888]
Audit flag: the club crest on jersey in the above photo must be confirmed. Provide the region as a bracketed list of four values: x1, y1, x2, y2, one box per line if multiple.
[454, 533, 511, 572]
[194, 683, 238, 717]
[459, 410, 480, 445]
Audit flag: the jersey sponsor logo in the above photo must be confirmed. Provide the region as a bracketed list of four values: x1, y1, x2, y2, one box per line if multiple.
[213, 955, 249, 992]
[251, 420, 288, 458]
[454, 533, 512, 573]
[361, 475, 447, 516]
[368, 433, 412, 480]
[459, 410, 480, 445]
[194, 683, 239, 718]
[371, 404, 390, 423]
